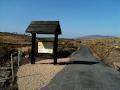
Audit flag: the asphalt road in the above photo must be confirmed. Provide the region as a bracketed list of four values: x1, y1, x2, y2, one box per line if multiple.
[41, 46, 120, 90]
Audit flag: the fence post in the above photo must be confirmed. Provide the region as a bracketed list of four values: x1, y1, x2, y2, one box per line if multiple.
[11, 53, 14, 81]
[18, 49, 21, 67]
[18, 49, 23, 67]
[18, 50, 19, 67]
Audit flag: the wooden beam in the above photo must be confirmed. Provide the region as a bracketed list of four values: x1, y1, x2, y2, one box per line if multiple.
[53, 33, 58, 65]
[31, 33, 36, 64]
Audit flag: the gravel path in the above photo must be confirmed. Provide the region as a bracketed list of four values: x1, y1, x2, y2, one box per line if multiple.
[17, 46, 120, 90]
[17, 58, 70, 90]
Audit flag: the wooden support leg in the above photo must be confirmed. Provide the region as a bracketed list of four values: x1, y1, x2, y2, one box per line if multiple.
[31, 33, 36, 64]
[53, 33, 58, 65]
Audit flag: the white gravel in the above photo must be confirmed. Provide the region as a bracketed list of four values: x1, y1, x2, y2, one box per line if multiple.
[17, 58, 69, 90]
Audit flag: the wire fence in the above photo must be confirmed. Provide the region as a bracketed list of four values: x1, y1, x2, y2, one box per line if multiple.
[0, 49, 30, 89]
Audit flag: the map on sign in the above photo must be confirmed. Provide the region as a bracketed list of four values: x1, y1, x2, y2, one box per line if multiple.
[38, 42, 53, 53]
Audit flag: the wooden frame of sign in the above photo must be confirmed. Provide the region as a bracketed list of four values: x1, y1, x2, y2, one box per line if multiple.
[26, 21, 62, 65]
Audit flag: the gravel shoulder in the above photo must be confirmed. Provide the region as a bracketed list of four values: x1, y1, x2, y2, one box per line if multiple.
[17, 58, 70, 90]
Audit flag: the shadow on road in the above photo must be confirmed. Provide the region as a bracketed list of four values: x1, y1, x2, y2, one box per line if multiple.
[39, 60, 99, 65]
[57, 61, 99, 65]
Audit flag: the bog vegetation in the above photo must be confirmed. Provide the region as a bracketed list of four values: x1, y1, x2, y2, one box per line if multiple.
[82, 38, 120, 70]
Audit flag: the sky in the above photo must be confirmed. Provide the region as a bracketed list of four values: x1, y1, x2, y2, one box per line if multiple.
[0, 0, 120, 38]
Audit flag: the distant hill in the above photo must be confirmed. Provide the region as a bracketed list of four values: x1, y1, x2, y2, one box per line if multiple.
[78, 35, 117, 40]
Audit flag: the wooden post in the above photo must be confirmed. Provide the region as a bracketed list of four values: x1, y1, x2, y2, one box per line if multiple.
[31, 33, 36, 64]
[18, 50, 20, 67]
[53, 33, 58, 65]
[11, 53, 14, 81]
[18, 49, 21, 67]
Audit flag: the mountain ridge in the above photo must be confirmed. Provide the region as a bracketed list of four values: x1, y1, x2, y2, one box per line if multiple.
[78, 35, 117, 39]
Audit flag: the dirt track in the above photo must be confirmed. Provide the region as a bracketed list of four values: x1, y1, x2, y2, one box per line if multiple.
[17, 46, 120, 90]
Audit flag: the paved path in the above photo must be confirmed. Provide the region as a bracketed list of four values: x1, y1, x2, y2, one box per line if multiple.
[41, 46, 120, 90]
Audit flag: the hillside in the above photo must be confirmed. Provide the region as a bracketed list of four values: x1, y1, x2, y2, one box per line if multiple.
[0, 32, 31, 44]
[0, 32, 74, 44]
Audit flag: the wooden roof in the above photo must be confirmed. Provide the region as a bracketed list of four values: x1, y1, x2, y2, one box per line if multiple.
[26, 21, 61, 34]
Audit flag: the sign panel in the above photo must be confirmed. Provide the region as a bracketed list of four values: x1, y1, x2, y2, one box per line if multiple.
[38, 42, 53, 53]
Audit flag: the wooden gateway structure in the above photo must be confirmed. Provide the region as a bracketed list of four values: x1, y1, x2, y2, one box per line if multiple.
[26, 21, 62, 64]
